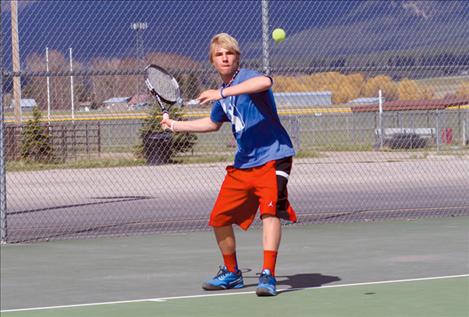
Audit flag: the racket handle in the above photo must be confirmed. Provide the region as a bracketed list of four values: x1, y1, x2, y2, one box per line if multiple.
[163, 112, 169, 120]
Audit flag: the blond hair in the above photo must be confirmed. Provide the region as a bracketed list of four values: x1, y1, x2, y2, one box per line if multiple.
[209, 33, 241, 63]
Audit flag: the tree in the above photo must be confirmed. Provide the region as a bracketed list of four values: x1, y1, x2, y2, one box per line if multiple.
[340, 73, 364, 101]
[398, 79, 434, 100]
[316, 72, 364, 104]
[455, 81, 469, 98]
[89, 54, 204, 107]
[23, 50, 86, 111]
[20, 107, 55, 163]
[90, 57, 128, 104]
[272, 72, 365, 103]
[23, 52, 47, 110]
[176, 73, 202, 100]
[135, 104, 197, 163]
[361, 75, 398, 100]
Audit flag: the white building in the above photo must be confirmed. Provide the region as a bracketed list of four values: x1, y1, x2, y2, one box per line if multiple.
[274, 92, 332, 108]
[348, 97, 384, 105]
[10, 98, 37, 111]
[102, 97, 131, 111]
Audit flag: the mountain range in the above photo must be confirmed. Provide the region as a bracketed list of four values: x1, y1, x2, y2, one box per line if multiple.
[1, 1, 468, 70]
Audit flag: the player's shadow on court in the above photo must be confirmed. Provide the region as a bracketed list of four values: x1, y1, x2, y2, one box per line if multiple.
[276, 273, 341, 293]
[244, 272, 341, 292]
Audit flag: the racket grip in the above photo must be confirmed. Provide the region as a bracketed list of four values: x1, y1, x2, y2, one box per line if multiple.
[163, 112, 169, 120]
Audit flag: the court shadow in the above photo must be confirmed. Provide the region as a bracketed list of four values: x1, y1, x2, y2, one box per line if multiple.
[276, 273, 341, 293]
[244, 272, 341, 291]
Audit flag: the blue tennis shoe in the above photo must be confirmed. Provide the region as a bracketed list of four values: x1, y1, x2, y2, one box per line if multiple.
[202, 266, 244, 290]
[256, 269, 277, 296]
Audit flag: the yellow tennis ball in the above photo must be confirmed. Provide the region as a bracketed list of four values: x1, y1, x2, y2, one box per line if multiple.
[272, 28, 286, 43]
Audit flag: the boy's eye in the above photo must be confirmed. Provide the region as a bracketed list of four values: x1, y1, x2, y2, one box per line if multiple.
[215, 51, 234, 57]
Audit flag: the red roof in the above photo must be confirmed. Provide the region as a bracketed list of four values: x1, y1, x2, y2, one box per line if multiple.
[351, 98, 469, 112]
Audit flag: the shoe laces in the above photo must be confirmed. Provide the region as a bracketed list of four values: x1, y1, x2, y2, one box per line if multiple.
[259, 275, 270, 284]
[258, 271, 273, 284]
[215, 265, 231, 279]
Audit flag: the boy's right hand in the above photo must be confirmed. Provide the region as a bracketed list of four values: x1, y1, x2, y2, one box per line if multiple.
[160, 113, 172, 131]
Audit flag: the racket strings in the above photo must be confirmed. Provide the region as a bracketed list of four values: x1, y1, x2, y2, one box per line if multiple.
[147, 68, 179, 103]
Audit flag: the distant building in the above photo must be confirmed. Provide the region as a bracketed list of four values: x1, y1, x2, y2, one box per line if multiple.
[10, 98, 37, 111]
[274, 92, 332, 107]
[102, 97, 131, 111]
[348, 97, 384, 105]
[128, 94, 152, 110]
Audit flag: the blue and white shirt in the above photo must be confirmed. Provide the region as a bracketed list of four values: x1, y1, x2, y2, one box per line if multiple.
[210, 68, 295, 169]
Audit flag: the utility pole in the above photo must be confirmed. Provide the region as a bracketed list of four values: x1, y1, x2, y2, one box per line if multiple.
[261, 0, 270, 75]
[11, 0, 22, 124]
[1, 0, 8, 243]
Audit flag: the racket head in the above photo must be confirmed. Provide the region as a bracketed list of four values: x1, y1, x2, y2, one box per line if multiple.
[144, 64, 181, 104]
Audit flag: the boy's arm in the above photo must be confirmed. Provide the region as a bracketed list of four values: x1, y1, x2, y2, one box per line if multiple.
[197, 76, 272, 105]
[160, 116, 222, 133]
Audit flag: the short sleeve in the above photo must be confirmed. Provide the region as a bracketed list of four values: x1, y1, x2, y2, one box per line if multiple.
[240, 69, 266, 81]
[210, 100, 228, 123]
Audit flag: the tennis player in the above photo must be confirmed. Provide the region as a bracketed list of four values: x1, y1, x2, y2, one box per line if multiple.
[160, 33, 296, 296]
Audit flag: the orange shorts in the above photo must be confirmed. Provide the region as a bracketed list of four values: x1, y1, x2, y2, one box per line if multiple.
[209, 157, 297, 230]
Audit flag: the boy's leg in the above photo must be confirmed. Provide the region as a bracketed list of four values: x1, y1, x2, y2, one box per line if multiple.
[204, 165, 259, 291]
[214, 225, 236, 254]
[262, 215, 280, 276]
[257, 214, 281, 296]
[202, 225, 244, 290]
[262, 215, 281, 252]
[214, 225, 238, 273]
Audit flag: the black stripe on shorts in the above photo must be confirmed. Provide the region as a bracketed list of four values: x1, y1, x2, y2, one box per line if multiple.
[275, 156, 292, 219]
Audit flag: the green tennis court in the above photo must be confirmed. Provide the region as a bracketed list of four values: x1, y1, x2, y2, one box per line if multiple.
[2, 217, 469, 317]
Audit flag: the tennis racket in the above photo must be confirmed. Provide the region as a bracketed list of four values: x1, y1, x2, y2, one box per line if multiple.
[144, 64, 181, 124]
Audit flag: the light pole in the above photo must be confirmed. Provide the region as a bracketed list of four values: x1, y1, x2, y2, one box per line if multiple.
[130, 22, 148, 95]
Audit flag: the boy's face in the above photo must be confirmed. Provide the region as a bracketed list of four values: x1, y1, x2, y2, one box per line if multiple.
[211, 46, 239, 78]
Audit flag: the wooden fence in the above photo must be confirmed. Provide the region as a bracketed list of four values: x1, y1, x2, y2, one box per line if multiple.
[5, 123, 101, 161]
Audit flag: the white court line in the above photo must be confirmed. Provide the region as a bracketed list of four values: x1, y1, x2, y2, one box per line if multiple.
[2, 274, 468, 313]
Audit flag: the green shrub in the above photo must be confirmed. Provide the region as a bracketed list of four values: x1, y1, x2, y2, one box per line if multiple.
[135, 105, 197, 162]
[20, 107, 56, 163]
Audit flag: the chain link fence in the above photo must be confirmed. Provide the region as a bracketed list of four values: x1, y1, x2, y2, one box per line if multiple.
[1, 1, 469, 243]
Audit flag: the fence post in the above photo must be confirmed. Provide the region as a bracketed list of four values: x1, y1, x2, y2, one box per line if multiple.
[463, 112, 467, 147]
[72, 123, 77, 160]
[435, 109, 440, 152]
[378, 89, 383, 149]
[85, 123, 89, 157]
[97, 121, 101, 157]
[0, 3, 8, 243]
[0, 104, 5, 244]
[261, 0, 270, 76]
[61, 125, 66, 161]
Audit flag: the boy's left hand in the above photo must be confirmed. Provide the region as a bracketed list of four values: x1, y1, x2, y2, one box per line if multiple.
[197, 89, 223, 105]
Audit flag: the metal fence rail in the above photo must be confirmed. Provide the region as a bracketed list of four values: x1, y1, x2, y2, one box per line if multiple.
[1, 1, 469, 242]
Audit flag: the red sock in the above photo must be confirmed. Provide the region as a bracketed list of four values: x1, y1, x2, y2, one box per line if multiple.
[263, 250, 278, 276]
[222, 252, 238, 273]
